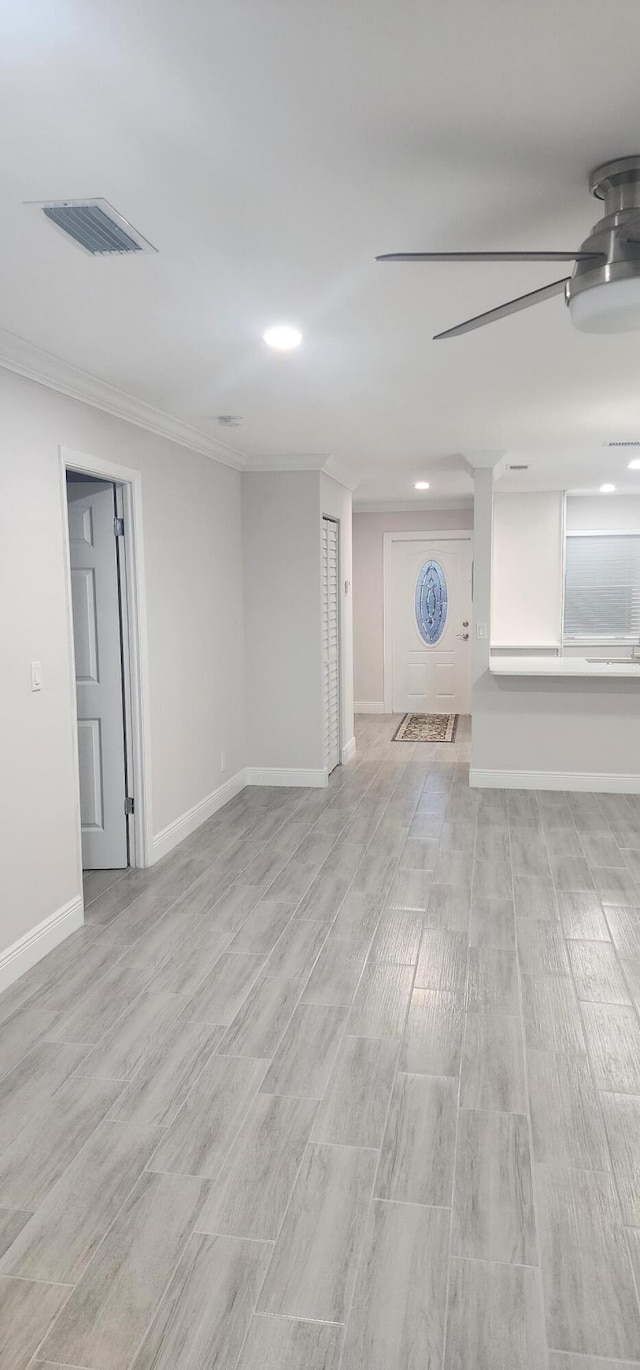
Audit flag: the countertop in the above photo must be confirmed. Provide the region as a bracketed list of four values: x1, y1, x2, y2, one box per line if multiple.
[490, 655, 640, 678]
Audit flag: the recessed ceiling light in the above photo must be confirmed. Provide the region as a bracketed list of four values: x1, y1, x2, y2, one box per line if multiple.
[263, 325, 302, 350]
[628, 458, 640, 470]
[600, 483, 616, 492]
[414, 481, 430, 490]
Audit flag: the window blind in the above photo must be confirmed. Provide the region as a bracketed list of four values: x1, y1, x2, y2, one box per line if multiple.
[564, 532, 640, 639]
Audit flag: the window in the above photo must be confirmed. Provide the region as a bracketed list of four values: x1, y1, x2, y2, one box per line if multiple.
[563, 531, 640, 640]
[415, 560, 448, 644]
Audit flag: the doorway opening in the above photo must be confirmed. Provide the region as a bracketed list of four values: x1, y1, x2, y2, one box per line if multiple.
[62, 447, 150, 896]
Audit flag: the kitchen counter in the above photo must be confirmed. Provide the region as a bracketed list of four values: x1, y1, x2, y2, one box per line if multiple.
[490, 655, 640, 679]
[474, 655, 640, 793]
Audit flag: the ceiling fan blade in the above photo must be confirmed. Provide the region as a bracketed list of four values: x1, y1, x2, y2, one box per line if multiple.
[376, 250, 605, 263]
[433, 276, 570, 340]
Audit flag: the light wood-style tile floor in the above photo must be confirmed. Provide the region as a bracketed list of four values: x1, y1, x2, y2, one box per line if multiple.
[2, 713, 640, 1367]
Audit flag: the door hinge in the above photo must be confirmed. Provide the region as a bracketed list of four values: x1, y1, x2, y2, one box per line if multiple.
[124, 796, 134, 816]
[114, 516, 125, 537]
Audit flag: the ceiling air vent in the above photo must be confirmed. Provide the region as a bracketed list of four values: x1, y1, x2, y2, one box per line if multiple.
[36, 199, 157, 255]
[604, 441, 640, 447]
[507, 463, 529, 470]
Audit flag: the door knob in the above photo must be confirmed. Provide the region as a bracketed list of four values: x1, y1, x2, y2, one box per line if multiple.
[457, 632, 470, 640]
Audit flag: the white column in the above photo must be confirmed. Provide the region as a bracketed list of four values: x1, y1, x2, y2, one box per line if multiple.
[471, 466, 495, 687]
[462, 453, 506, 776]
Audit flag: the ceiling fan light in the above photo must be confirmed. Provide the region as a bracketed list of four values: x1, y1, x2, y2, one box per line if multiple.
[569, 277, 640, 333]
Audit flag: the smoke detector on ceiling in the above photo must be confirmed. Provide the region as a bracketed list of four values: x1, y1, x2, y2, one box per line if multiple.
[216, 415, 243, 427]
[32, 198, 157, 255]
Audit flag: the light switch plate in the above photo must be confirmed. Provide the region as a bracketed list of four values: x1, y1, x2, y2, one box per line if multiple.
[476, 623, 488, 640]
[30, 661, 42, 691]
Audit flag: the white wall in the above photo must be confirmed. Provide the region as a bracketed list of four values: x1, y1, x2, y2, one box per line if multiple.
[492, 492, 564, 647]
[321, 473, 354, 754]
[242, 471, 324, 775]
[566, 494, 640, 531]
[1, 367, 245, 963]
[353, 507, 473, 708]
[242, 470, 354, 776]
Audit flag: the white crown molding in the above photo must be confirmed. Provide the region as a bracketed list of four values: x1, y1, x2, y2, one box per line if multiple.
[242, 452, 359, 490]
[243, 452, 331, 473]
[353, 497, 474, 513]
[462, 449, 507, 476]
[0, 327, 248, 470]
[0, 327, 360, 488]
[322, 458, 360, 492]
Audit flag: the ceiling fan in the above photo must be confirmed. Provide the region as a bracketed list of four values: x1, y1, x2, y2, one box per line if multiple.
[377, 156, 640, 339]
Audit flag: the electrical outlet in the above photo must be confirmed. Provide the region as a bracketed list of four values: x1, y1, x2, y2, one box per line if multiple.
[220, 751, 226, 774]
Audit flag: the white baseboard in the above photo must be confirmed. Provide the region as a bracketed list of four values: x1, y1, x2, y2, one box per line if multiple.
[355, 701, 384, 714]
[150, 760, 332, 861]
[151, 769, 248, 863]
[342, 737, 357, 764]
[245, 767, 328, 788]
[0, 895, 84, 995]
[470, 768, 640, 794]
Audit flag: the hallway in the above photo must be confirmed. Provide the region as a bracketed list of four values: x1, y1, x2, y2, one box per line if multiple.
[1, 713, 640, 1367]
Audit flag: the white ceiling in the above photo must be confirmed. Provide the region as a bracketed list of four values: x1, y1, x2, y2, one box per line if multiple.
[3, 0, 640, 502]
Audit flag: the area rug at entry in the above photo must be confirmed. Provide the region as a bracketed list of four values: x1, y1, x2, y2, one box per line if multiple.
[392, 712, 458, 743]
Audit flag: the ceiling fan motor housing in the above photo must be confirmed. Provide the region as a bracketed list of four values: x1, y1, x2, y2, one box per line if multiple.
[567, 156, 640, 330]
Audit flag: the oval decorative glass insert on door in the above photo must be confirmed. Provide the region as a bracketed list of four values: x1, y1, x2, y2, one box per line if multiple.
[415, 559, 448, 644]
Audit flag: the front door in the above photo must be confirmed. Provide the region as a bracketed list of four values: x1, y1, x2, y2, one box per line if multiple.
[391, 536, 472, 713]
[67, 478, 128, 869]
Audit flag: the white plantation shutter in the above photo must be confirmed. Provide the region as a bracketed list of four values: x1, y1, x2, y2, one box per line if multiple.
[322, 517, 341, 773]
[564, 532, 640, 639]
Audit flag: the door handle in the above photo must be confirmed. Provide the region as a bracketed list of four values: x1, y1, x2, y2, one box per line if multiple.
[457, 632, 470, 640]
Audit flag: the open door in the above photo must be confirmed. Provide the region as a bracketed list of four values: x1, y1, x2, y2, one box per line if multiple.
[67, 477, 128, 868]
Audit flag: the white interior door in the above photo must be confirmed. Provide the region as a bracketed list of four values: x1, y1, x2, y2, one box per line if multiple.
[67, 479, 128, 869]
[322, 517, 341, 773]
[391, 536, 472, 714]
